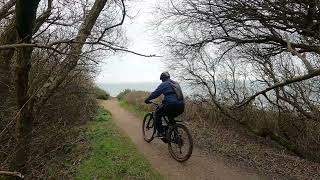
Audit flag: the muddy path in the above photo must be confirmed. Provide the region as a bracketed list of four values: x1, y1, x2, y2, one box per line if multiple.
[101, 99, 266, 180]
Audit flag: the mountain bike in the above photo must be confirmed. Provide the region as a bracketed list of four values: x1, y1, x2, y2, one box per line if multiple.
[142, 102, 193, 162]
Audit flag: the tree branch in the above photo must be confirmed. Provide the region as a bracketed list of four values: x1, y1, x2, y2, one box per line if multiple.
[0, 0, 16, 20]
[0, 171, 24, 178]
[0, 80, 9, 88]
[286, 35, 315, 73]
[0, 41, 161, 57]
[97, 0, 126, 42]
[0, 43, 63, 54]
[234, 68, 320, 108]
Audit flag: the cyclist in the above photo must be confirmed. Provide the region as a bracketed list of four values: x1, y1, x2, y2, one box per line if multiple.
[144, 72, 185, 137]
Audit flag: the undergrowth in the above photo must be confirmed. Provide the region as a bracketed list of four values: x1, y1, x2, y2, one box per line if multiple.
[67, 108, 161, 180]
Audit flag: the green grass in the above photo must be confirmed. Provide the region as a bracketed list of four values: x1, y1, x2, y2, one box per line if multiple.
[73, 108, 162, 180]
[119, 101, 148, 119]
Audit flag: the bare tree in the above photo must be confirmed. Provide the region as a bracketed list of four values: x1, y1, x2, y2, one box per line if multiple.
[0, 0, 129, 175]
[157, 0, 320, 104]
[156, 0, 320, 161]
[12, 0, 41, 174]
[0, 0, 163, 177]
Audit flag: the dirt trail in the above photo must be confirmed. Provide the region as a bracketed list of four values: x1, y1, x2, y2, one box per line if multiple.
[101, 99, 266, 180]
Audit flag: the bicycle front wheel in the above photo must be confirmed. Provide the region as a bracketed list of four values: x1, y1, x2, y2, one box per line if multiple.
[142, 113, 155, 143]
[167, 123, 193, 162]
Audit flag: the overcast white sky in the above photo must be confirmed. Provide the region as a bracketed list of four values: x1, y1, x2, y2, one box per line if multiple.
[95, 0, 165, 84]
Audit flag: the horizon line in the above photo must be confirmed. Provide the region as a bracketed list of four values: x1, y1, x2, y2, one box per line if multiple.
[96, 81, 159, 85]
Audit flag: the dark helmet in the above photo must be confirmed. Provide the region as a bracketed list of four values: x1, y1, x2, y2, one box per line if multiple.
[160, 72, 170, 80]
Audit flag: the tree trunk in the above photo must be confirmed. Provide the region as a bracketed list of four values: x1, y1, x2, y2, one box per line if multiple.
[10, 0, 40, 175]
[0, 20, 16, 107]
[36, 0, 108, 104]
[0, 4, 53, 105]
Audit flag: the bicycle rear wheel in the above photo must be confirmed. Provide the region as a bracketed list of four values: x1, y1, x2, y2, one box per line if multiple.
[142, 113, 155, 142]
[167, 123, 193, 162]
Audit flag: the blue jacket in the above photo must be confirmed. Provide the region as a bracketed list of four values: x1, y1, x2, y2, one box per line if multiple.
[146, 79, 184, 105]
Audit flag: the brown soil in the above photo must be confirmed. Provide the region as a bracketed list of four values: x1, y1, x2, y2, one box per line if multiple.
[101, 99, 268, 180]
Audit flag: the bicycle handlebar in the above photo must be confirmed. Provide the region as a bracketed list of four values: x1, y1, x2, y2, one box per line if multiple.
[149, 101, 160, 107]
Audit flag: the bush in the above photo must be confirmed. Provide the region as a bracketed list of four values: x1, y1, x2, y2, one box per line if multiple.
[117, 89, 132, 100]
[0, 61, 98, 178]
[119, 90, 163, 113]
[29, 73, 98, 178]
[95, 86, 110, 100]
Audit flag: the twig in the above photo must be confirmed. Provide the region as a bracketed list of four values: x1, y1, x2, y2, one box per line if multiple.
[0, 0, 16, 20]
[0, 82, 46, 137]
[234, 68, 320, 108]
[0, 43, 63, 54]
[0, 80, 9, 88]
[0, 42, 161, 58]
[97, 0, 126, 42]
[285, 34, 315, 73]
[0, 171, 24, 179]
[233, 35, 320, 109]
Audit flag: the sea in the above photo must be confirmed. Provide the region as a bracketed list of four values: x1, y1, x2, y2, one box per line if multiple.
[97, 82, 193, 97]
[97, 81, 270, 107]
[98, 82, 159, 97]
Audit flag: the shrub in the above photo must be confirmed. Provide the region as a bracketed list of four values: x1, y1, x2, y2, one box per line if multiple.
[0, 63, 98, 178]
[119, 90, 163, 112]
[117, 89, 132, 100]
[95, 86, 110, 100]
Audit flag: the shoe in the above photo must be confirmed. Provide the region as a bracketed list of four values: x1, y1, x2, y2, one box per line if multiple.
[161, 137, 168, 143]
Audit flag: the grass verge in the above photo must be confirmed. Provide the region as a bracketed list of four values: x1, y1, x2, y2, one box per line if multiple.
[119, 101, 148, 119]
[71, 108, 161, 180]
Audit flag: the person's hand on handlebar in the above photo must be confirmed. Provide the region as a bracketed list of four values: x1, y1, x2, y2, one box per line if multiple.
[144, 99, 151, 104]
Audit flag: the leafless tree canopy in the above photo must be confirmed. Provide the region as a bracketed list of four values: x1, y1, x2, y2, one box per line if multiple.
[156, 0, 320, 162]
[0, 0, 136, 178]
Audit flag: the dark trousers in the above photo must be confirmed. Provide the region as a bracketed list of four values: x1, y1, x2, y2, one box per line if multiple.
[155, 103, 184, 133]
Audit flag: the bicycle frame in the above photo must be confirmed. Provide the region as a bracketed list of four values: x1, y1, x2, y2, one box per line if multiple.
[143, 101, 193, 162]
[151, 101, 182, 125]
[149, 102, 178, 128]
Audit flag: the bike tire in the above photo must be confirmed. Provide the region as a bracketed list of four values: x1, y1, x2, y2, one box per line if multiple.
[167, 123, 193, 162]
[142, 113, 155, 143]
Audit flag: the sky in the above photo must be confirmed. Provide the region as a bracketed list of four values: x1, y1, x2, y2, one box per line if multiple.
[95, 0, 165, 84]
